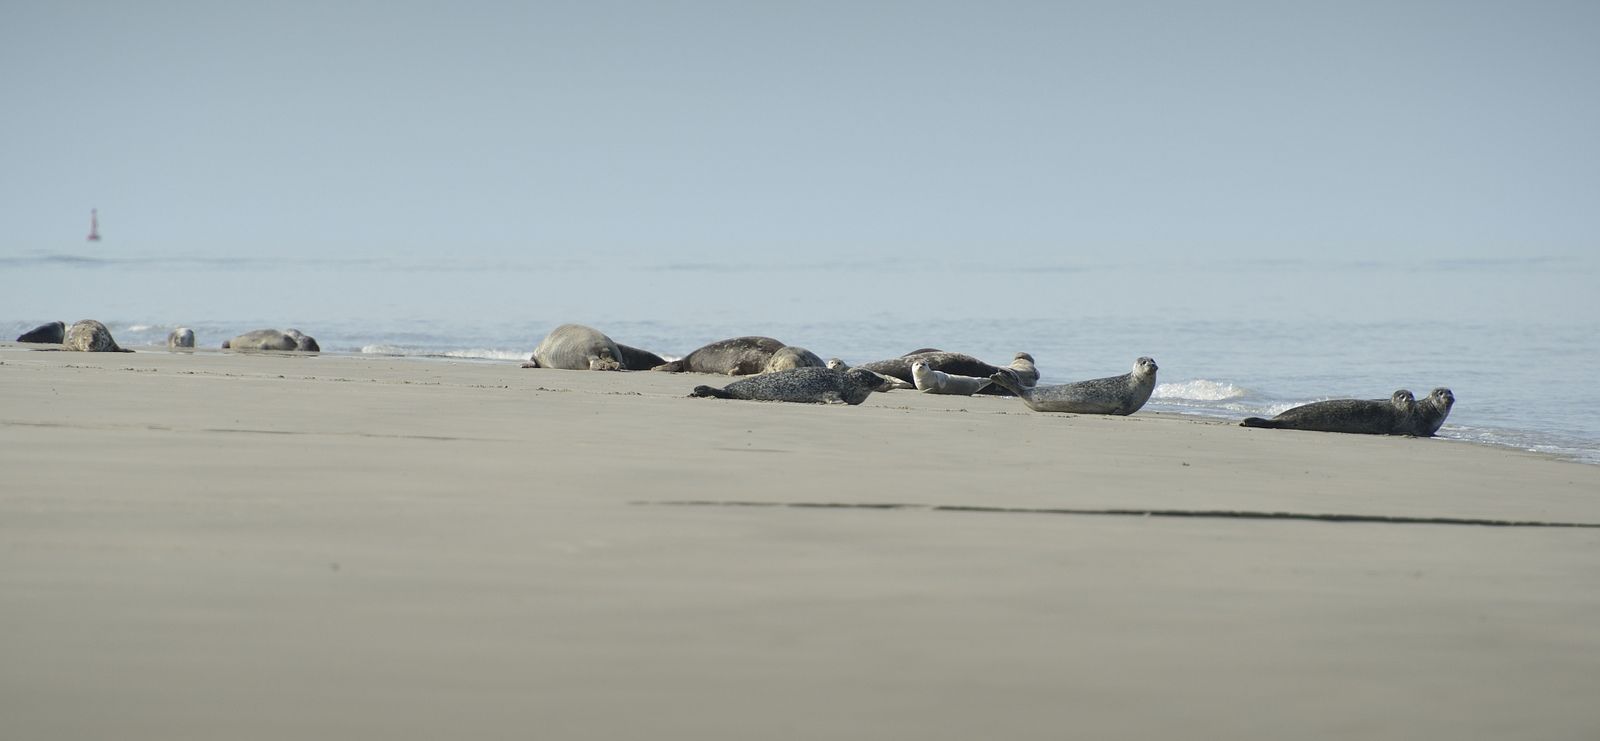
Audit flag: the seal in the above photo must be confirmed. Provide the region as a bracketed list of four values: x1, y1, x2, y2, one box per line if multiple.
[988, 357, 1158, 415]
[283, 328, 320, 352]
[167, 327, 195, 348]
[616, 343, 667, 371]
[911, 359, 993, 395]
[764, 345, 826, 373]
[63, 319, 132, 352]
[223, 329, 300, 351]
[825, 358, 914, 390]
[522, 324, 623, 370]
[652, 336, 787, 375]
[1008, 352, 1040, 387]
[16, 321, 66, 344]
[689, 367, 882, 405]
[1402, 388, 1455, 437]
[1240, 389, 1427, 435]
[859, 350, 1027, 395]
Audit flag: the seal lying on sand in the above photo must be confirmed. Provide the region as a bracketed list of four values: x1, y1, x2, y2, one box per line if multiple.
[16, 321, 65, 344]
[283, 329, 319, 352]
[764, 345, 826, 373]
[524, 324, 624, 370]
[826, 359, 914, 390]
[616, 344, 666, 371]
[167, 327, 195, 348]
[861, 351, 1033, 396]
[911, 359, 992, 395]
[1243, 388, 1454, 437]
[63, 320, 132, 352]
[223, 329, 317, 351]
[989, 357, 1158, 415]
[653, 336, 787, 375]
[1008, 352, 1040, 387]
[689, 367, 882, 405]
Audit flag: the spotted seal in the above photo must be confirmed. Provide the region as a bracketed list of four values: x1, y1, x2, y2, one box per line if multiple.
[689, 367, 882, 405]
[522, 324, 623, 370]
[911, 359, 993, 395]
[16, 321, 65, 344]
[167, 327, 195, 348]
[1243, 388, 1453, 436]
[63, 320, 132, 352]
[652, 336, 787, 375]
[989, 357, 1158, 415]
[764, 345, 826, 373]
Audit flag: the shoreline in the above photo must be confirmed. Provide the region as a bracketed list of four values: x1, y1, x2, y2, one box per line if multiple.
[4, 343, 1600, 739]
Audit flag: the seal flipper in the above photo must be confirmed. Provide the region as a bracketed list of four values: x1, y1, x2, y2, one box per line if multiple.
[652, 360, 685, 372]
[689, 385, 734, 399]
[1240, 417, 1280, 428]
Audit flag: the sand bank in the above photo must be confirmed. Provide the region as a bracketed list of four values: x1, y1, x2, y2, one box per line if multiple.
[3, 345, 1598, 740]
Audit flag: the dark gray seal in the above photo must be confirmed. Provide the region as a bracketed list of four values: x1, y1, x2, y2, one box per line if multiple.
[1243, 388, 1453, 437]
[63, 320, 132, 352]
[16, 321, 65, 344]
[167, 327, 195, 348]
[764, 345, 826, 373]
[616, 343, 666, 371]
[523, 324, 623, 370]
[911, 359, 992, 395]
[689, 367, 882, 405]
[223, 329, 299, 351]
[652, 336, 787, 375]
[283, 328, 320, 352]
[826, 358, 914, 390]
[989, 357, 1158, 415]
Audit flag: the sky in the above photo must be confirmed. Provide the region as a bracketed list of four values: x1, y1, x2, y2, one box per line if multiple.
[3, 0, 1597, 262]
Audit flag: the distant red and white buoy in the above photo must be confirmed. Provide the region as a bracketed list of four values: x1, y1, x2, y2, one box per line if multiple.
[87, 209, 101, 242]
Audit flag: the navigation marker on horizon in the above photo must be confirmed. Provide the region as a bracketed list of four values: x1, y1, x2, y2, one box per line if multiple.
[87, 209, 101, 242]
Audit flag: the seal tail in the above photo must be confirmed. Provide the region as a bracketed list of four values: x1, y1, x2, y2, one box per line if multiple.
[689, 385, 734, 399]
[1240, 417, 1280, 429]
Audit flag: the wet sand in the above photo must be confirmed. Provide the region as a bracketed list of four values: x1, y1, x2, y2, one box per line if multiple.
[3, 344, 1598, 740]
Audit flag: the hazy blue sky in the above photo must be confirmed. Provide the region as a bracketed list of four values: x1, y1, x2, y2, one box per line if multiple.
[4, 0, 1596, 261]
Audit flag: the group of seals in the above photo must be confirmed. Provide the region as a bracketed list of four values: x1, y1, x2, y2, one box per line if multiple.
[222, 328, 320, 352]
[1241, 388, 1455, 437]
[911, 359, 992, 395]
[988, 356, 1159, 415]
[689, 367, 883, 405]
[651, 336, 826, 375]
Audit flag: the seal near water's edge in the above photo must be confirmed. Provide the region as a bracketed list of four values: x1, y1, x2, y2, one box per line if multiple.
[223, 329, 300, 351]
[689, 367, 882, 405]
[1008, 352, 1040, 387]
[860, 351, 1020, 395]
[523, 323, 624, 370]
[63, 320, 132, 352]
[1403, 388, 1455, 437]
[911, 359, 993, 395]
[989, 356, 1158, 415]
[283, 328, 320, 352]
[764, 345, 826, 373]
[616, 343, 667, 371]
[1240, 389, 1427, 435]
[651, 336, 787, 375]
[17, 321, 66, 344]
[167, 327, 195, 348]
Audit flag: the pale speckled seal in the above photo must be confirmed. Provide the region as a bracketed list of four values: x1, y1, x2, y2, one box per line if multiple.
[1243, 388, 1454, 437]
[63, 320, 132, 352]
[653, 336, 786, 375]
[689, 367, 882, 405]
[860, 351, 1025, 396]
[223, 329, 300, 351]
[167, 327, 195, 348]
[523, 323, 623, 371]
[911, 359, 992, 395]
[989, 357, 1158, 415]
[764, 345, 826, 373]
[16, 321, 65, 344]
[825, 358, 914, 390]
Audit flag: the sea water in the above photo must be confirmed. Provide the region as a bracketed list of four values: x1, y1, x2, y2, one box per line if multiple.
[4, 251, 1597, 464]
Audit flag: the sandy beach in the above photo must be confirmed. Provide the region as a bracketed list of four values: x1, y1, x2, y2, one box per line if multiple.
[2, 343, 1598, 740]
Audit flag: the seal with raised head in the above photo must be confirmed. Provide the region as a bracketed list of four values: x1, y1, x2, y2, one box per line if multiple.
[911, 359, 993, 395]
[826, 358, 914, 390]
[223, 329, 300, 351]
[16, 321, 65, 344]
[1008, 352, 1040, 387]
[283, 328, 320, 352]
[652, 336, 787, 375]
[860, 351, 1007, 386]
[522, 324, 623, 371]
[1240, 389, 1429, 435]
[689, 367, 882, 405]
[1401, 388, 1455, 436]
[989, 357, 1158, 415]
[63, 320, 132, 352]
[764, 345, 826, 373]
[167, 327, 195, 348]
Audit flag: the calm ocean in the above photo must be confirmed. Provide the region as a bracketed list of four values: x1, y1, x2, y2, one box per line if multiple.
[5, 251, 1597, 464]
